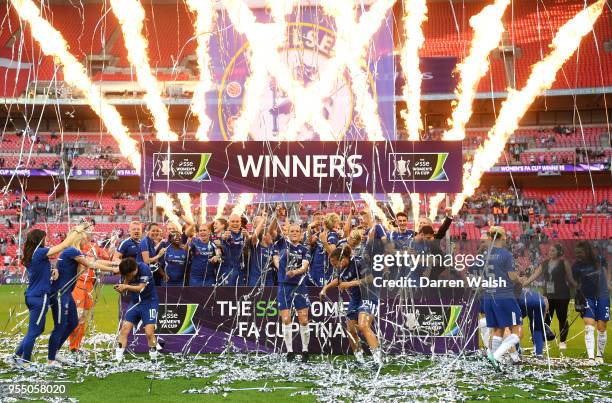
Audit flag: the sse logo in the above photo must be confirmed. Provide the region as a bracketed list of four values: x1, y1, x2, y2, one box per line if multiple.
[218, 22, 376, 141]
[255, 300, 278, 317]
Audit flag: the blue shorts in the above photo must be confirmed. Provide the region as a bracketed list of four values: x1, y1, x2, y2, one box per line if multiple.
[347, 299, 360, 321]
[346, 298, 379, 321]
[583, 297, 610, 321]
[125, 300, 159, 326]
[277, 283, 310, 311]
[358, 299, 379, 317]
[189, 271, 217, 286]
[219, 269, 244, 286]
[484, 297, 522, 329]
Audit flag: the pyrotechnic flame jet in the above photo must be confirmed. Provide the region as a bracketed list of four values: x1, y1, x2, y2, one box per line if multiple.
[109, 0, 178, 141]
[186, 0, 216, 141]
[428, 0, 511, 221]
[9, 0, 141, 172]
[451, 0, 606, 215]
[399, 0, 428, 142]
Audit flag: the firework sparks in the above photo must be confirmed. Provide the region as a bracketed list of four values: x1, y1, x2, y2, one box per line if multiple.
[155, 193, 181, 227]
[231, 193, 255, 216]
[10, 0, 141, 171]
[452, 0, 605, 214]
[178, 193, 194, 223]
[399, 0, 427, 141]
[186, 0, 216, 141]
[443, 0, 510, 141]
[216, 193, 229, 219]
[110, 0, 178, 141]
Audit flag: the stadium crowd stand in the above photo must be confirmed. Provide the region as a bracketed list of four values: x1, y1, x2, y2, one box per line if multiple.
[0, 1, 610, 93]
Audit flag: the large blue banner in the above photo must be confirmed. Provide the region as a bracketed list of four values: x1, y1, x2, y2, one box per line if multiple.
[206, 6, 395, 140]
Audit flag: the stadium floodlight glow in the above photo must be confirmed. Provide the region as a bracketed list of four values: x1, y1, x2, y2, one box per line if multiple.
[155, 193, 181, 227]
[360, 193, 389, 229]
[178, 193, 194, 223]
[215, 193, 229, 219]
[399, 0, 427, 141]
[451, 0, 606, 215]
[9, 0, 141, 172]
[186, 0, 216, 141]
[231, 193, 255, 216]
[109, 0, 178, 141]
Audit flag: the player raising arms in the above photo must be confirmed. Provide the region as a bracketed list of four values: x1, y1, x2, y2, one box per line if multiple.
[13, 222, 91, 370]
[273, 223, 312, 362]
[320, 245, 382, 367]
[308, 212, 340, 286]
[567, 241, 610, 364]
[189, 224, 220, 286]
[48, 228, 117, 367]
[114, 257, 159, 362]
[482, 226, 524, 370]
[246, 213, 277, 287]
[358, 210, 387, 240]
[219, 214, 248, 286]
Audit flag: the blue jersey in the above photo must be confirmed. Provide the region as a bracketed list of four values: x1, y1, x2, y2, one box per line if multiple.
[139, 236, 157, 263]
[484, 246, 516, 298]
[468, 250, 488, 277]
[25, 247, 51, 297]
[388, 229, 414, 251]
[339, 256, 365, 303]
[164, 245, 187, 285]
[220, 230, 245, 273]
[572, 261, 610, 299]
[275, 238, 311, 285]
[337, 239, 364, 257]
[128, 262, 158, 303]
[118, 237, 141, 261]
[190, 238, 217, 282]
[309, 230, 339, 283]
[365, 224, 386, 239]
[248, 241, 275, 286]
[52, 246, 83, 294]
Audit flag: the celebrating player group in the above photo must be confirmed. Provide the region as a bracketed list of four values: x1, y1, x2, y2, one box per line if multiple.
[10, 204, 610, 370]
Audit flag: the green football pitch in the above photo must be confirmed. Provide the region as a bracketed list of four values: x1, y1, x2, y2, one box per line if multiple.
[0, 285, 609, 402]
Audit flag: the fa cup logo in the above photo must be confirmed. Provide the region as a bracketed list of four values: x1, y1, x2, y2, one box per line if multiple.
[394, 157, 411, 178]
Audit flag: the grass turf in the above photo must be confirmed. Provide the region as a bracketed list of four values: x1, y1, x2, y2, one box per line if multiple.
[0, 284, 609, 402]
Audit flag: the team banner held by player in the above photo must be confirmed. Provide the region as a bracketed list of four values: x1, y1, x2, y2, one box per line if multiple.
[126, 287, 479, 354]
[141, 141, 462, 194]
